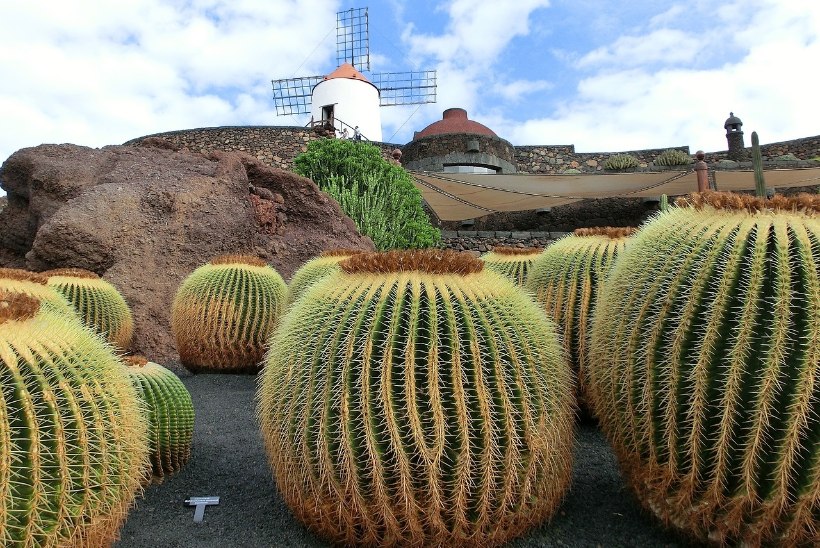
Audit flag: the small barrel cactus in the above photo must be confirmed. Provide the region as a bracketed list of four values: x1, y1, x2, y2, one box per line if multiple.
[0, 267, 77, 317]
[587, 191, 820, 546]
[603, 153, 639, 170]
[0, 289, 148, 547]
[171, 254, 287, 372]
[259, 249, 575, 547]
[480, 246, 542, 286]
[653, 148, 692, 166]
[122, 355, 195, 482]
[286, 248, 364, 305]
[44, 267, 134, 350]
[525, 227, 634, 410]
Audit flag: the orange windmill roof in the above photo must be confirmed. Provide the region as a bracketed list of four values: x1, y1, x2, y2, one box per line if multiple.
[324, 63, 371, 83]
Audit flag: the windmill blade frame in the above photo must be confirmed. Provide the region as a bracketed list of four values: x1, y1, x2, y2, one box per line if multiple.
[271, 75, 324, 115]
[336, 7, 370, 70]
[371, 70, 438, 106]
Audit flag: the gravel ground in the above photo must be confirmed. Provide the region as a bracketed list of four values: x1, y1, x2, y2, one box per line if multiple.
[116, 373, 692, 548]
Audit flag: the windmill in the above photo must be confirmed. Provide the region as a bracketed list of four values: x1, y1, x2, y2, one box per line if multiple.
[271, 7, 437, 142]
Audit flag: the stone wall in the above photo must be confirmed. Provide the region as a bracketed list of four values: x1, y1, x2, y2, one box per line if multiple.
[439, 230, 560, 253]
[515, 145, 690, 174]
[707, 134, 820, 162]
[125, 126, 820, 175]
[123, 126, 401, 170]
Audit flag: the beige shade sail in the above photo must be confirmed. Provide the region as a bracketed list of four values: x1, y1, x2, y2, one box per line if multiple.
[412, 167, 820, 221]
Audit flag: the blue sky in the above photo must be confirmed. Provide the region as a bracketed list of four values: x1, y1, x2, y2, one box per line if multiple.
[1, 0, 818, 181]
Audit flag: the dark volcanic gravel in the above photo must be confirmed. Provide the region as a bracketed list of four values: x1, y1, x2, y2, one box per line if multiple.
[116, 373, 690, 548]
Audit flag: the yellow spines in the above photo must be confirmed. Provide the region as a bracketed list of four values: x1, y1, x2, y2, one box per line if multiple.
[171, 255, 287, 372]
[0, 268, 77, 318]
[286, 249, 363, 306]
[258, 249, 575, 547]
[587, 192, 820, 546]
[123, 355, 195, 482]
[480, 246, 542, 286]
[43, 268, 134, 350]
[0, 289, 149, 547]
[525, 227, 633, 410]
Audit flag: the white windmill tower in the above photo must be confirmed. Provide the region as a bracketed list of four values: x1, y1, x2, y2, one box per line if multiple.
[271, 7, 437, 142]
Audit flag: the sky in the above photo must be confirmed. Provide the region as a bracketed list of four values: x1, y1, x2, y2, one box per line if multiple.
[1, 0, 818, 180]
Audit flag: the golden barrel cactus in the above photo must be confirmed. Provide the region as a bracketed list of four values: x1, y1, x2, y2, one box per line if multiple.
[286, 249, 363, 306]
[525, 227, 634, 407]
[480, 246, 542, 286]
[258, 250, 575, 547]
[44, 268, 134, 350]
[171, 254, 287, 372]
[0, 289, 148, 547]
[588, 192, 820, 546]
[123, 355, 195, 482]
[0, 268, 76, 318]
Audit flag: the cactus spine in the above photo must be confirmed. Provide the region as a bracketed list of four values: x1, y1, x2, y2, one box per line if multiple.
[44, 268, 134, 350]
[171, 255, 287, 372]
[123, 356, 195, 482]
[525, 227, 634, 410]
[286, 249, 363, 306]
[479, 246, 542, 286]
[587, 191, 820, 546]
[258, 250, 575, 547]
[0, 268, 77, 318]
[752, 131, 767, 197]
[0, 290, 148, 547]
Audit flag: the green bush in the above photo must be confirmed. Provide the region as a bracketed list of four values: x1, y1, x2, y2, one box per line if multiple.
[603, 154, 639, 170]
[654, 148, 692, 166]
[775, 153, 799, 161]
[294, 139, 440, 250]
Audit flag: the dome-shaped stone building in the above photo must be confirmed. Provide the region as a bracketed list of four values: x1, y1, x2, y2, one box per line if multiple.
[401, 108, 517, 174]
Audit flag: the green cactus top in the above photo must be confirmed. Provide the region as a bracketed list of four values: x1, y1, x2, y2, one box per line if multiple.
[286, 249, 364, 306]
[44, 267, 134, 350]
[480, 246, 542, 286]
[0, 268, 77, 318]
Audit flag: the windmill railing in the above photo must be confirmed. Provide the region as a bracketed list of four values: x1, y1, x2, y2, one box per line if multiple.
[305, 117, 371, 142]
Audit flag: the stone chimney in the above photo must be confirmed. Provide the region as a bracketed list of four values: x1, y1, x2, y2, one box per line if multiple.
[724, 112, 746, 161]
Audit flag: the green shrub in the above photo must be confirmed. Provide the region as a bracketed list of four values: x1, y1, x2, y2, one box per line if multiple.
[603, 154, 639, 170]
[654, 148, 691, 166]
[775, 153, 799, 161]
[294, 139, 440, 250]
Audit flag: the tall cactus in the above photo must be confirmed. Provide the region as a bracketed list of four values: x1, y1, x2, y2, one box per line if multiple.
[122, 355, 195, 482]
[587, 191, 820, 546]
[286, 249, 363, 306]
[752, 131, 767, 197]
[525, 227, 634, 411]
[44, 268, 134, 350]
[0, 268, 77, 318]
[258, 250, 575, 547]
[171, 254, 287, 372]
[0, 289, 148, 547]
[479, 246, 542, 286]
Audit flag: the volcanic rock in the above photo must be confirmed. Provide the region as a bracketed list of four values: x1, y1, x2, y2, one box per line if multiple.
[0, 142, 374, 364]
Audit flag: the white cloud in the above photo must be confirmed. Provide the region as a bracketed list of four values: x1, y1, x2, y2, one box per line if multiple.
[0, 0, 339, 167]
[578, 29, 703, 68]
[501, 0, 820, 152]
[405, 0, 551, 64]
[492, 79, 554, 102]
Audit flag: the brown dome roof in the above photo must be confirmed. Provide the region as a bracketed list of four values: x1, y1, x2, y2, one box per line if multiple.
[413, 108, 496, 139]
